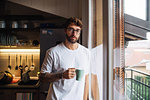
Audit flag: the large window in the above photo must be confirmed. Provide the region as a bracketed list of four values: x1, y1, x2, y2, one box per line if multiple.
[124, 0, 146, 20]
[124, 0, 150, 100]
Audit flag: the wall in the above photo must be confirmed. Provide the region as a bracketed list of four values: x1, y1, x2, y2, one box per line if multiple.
[81, 0, 88, 47]
[8, 0, 81, 18]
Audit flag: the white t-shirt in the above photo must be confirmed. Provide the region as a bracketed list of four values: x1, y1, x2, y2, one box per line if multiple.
[41, 43, 90, 100]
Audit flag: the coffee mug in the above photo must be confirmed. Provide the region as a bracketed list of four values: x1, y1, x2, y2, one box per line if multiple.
[75, 69, 84, 81]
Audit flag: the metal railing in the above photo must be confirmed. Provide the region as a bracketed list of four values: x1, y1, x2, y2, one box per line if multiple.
[125, 69, 150, 100]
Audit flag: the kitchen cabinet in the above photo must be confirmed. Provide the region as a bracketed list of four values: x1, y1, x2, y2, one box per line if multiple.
[0, 82, 40, 100]
[0, 89, 12, 100]
[0, 20, 40, 46]
[0, 89, 39, 100]
[0, 19, 40, 78]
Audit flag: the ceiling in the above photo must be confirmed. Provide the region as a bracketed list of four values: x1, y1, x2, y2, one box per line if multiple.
[0, 1, 67, 24]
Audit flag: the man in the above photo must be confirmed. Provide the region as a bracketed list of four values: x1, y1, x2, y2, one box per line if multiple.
[40, 17, 90, 100]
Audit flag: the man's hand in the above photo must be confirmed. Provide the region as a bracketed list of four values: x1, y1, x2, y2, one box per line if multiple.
[63, 68, 76, 79]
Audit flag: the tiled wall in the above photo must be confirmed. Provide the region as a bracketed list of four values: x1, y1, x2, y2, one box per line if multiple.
[0, 52, 40, 77]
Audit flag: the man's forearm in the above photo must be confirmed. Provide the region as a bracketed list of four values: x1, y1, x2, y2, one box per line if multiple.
[39, 72, 63, 83]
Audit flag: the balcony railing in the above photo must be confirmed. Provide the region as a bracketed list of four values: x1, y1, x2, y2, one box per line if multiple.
[125, 69, 150, 100]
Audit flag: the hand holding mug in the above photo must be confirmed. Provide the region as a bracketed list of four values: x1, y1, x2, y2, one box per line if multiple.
[63, 68, 76, 79]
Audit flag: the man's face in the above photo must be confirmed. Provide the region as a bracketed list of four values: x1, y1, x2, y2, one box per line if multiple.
[65, 24, 81, 44]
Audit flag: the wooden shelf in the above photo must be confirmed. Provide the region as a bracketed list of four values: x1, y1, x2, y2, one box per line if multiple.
[0, 45, 40, 49]
[0, 28, 40, 31]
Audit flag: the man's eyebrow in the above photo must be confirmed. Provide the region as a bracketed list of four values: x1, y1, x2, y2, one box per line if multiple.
[68, 27, 81, 29]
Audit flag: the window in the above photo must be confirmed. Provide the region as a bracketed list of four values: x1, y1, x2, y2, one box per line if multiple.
[124, 0, 146, 20]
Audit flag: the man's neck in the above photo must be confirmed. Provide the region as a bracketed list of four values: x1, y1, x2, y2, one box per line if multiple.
[64, 40, 78, 50]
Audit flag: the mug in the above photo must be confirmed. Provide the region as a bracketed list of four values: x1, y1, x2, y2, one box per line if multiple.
[75, 69, 84, 81]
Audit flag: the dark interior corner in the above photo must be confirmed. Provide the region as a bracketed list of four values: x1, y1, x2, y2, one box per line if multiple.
[0, 1, 67, 28]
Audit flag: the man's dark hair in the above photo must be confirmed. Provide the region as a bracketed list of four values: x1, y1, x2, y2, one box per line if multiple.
[64, 17, 83, 29]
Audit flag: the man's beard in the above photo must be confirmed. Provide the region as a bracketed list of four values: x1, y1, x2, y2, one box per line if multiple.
[66, 34, 79, 44]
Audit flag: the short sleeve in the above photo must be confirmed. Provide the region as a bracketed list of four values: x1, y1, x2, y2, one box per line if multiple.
[40, 50, 54, 73]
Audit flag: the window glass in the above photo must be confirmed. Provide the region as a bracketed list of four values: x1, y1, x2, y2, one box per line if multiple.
[124, 0, 146, 20]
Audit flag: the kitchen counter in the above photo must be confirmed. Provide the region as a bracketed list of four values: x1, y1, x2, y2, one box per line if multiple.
[0, 79, 40, 100]
[0, 80, 40, 89]
[0, 76, 40, 89]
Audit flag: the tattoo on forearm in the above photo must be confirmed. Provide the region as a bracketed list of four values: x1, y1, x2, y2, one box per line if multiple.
[39, 72, 63, 83]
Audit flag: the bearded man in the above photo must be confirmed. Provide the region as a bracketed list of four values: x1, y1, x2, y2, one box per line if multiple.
[40, 17, 90, 100]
